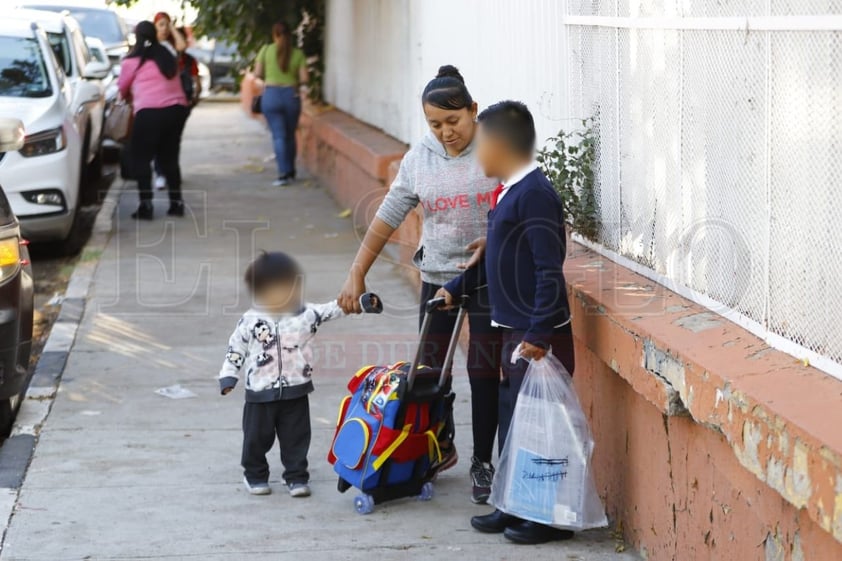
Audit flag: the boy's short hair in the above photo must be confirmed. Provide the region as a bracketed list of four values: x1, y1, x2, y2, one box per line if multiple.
[244, 251, 302, 294]
[477, 100, 536, 157]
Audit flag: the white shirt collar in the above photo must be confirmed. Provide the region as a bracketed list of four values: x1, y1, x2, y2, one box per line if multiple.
[502, 161, 539, 188]
[496, 161, 539, 204]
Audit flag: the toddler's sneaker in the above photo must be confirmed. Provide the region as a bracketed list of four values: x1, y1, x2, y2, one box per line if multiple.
[470, 456, 495, 505]
[288, 482, 311, 498]
[243, 477, 271, 495]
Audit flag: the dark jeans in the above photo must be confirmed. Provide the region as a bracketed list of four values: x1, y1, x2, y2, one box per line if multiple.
[498, 324, 576, 453]
[419, 282, 502, 463]
[131, 104, 188, 203]
[241, 396, 311, 485]
[262, 86, 301, 177]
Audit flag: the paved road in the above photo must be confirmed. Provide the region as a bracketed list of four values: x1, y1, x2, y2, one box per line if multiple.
[0, 104, 637, 561]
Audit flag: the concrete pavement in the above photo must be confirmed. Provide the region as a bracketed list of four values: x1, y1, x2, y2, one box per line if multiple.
[0, 104, 637, 560]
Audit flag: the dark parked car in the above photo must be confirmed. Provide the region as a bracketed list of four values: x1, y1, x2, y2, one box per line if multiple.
[0, 118, 34, 432]
[20, 2, 131, 64]
[189, 39, 241, 92]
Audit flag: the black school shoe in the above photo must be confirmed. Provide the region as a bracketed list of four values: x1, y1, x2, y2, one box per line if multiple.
[470, 509, 519, 533]
[131, 201, 154, 220]
[503, 521, 575, 545]
[167, 201, 185, 217]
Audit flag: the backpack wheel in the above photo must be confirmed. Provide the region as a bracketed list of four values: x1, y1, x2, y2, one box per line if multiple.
[354, 494, 375, 514]
[417, 481, 434, 501]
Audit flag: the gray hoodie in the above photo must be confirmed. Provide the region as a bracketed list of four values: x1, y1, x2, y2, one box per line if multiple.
[376, 132, 498, 285]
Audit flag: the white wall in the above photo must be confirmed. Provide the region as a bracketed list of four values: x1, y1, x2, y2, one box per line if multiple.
[324, 0, 569, 146]
[325, 0, 842, 378]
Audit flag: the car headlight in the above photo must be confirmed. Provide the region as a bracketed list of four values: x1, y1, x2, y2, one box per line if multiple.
[19, 127, 67, 158]
[0, 237, 20, 283]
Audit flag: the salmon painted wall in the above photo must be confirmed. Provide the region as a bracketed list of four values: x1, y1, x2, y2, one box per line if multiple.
[574, 341, 842, 561]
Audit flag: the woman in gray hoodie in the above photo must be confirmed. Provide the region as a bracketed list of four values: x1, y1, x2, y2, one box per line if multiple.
[337, 65, 499, 505]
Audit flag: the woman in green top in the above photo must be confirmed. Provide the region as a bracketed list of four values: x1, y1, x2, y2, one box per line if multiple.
[255, 22, 309, 186]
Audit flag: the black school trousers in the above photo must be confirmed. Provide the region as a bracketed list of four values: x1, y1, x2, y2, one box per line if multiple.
[131, 104, 188, 203]
[419, 282, 502, 463]
[241, 395, 310, 485]
[497, 324, 576, 453]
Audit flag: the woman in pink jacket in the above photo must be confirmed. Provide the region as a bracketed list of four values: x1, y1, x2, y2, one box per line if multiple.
[118, 21, 188, 220]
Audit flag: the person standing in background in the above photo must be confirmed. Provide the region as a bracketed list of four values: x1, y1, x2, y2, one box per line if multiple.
[254, 22, 309, 187]
[151, 13, 198, 191]
[153, 12, 186, 53]
[118, 21, 189, 220]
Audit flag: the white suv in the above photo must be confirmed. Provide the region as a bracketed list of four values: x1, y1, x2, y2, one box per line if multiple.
[0, 11, 108, 252]
[12, 9, 109, 189]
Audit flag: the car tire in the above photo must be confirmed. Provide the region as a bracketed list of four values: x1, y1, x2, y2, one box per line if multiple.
[80, 128, 104, 206]
[0, 399, 13, 438]
[85, 145, 105, 205]
[56, 201, 86, 257]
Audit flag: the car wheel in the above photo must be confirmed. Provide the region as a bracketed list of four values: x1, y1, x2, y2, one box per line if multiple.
[0, 399, 13, 438]
[56, 202, 86, 257]
[79, 128, 103, 206]
[86, 144, 106, 205]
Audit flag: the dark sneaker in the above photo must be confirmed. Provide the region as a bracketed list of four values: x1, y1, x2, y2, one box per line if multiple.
[288, 482, 311, 497]
[429, 442, 458, 475]
[470, 456, 494, 504]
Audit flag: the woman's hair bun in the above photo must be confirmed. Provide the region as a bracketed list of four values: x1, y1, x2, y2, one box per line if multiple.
[436, 65, 464, 83]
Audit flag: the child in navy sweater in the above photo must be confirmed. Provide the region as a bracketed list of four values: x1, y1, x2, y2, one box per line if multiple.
[436, 100, 576, 545]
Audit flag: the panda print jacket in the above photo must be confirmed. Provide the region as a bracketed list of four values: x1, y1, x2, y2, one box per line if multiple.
[219, 301, 344, 402]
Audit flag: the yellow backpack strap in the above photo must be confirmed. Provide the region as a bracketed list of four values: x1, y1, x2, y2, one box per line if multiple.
[371, 424, 413, 471]
[365, 375, 387, 413]
[425, 430, 442, 464]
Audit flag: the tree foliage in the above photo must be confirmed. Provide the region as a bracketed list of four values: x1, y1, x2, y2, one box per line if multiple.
[113, 0, 326, 100]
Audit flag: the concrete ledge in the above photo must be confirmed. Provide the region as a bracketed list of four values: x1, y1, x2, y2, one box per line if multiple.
[307, 111, 405, 181]
[567, 244, 842, 558]
[297, 106, 418, 287]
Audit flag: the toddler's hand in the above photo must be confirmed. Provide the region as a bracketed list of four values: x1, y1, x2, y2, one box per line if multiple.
[221, 387, 233, 396]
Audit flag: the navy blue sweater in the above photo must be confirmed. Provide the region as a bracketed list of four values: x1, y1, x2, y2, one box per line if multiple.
[444, 168, 571, 347]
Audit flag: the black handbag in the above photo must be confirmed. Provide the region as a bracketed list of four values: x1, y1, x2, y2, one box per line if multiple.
[251, 94, 262, 114]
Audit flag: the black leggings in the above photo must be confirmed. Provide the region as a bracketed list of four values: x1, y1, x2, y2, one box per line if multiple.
[131, 105, 188, 203]
[419, 282, 502, 463]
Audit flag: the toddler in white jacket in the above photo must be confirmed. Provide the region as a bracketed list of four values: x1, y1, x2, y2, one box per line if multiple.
[220, 251, 379, 497]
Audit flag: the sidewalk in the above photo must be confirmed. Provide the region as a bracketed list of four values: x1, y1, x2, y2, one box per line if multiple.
[1, 104, 636, 561]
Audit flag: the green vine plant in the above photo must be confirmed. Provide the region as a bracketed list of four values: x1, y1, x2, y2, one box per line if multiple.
[537, 117, 600, 241]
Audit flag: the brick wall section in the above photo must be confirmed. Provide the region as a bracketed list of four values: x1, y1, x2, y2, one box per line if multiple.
[295, 105, 842, 560]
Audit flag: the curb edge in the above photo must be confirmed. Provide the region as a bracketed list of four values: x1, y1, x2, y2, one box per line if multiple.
[0, 183, 122, 548]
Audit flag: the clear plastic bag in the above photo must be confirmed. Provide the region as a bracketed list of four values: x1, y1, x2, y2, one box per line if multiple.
[489, 353, 608, 531]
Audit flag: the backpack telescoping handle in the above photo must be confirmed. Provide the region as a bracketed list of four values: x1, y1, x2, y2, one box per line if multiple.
[407, 296, 470, 391]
